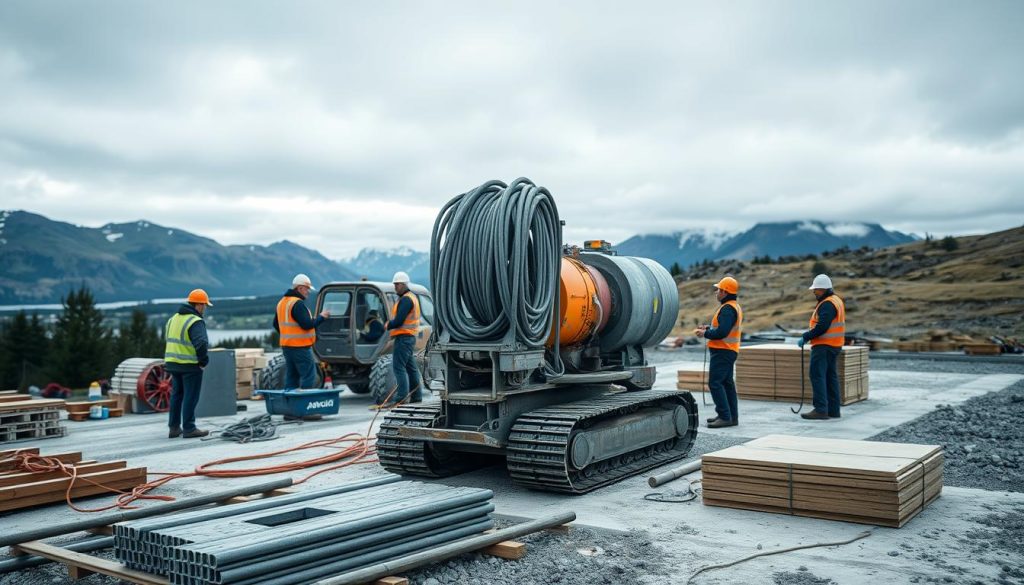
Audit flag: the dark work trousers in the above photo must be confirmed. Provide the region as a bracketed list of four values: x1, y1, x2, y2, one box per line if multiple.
[809, 345, 842, 417]
[708, 348, 739, 422]
[392, 334, 422, 402]
[282, 346, 319, 389]
[168, 370, 203, 433]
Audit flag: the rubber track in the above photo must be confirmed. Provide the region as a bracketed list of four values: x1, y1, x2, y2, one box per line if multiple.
[377, 404, 445, 477]
[506, 389, 698, 493]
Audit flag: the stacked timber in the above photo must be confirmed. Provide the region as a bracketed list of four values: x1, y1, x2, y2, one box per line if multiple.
[233, 348, 268, 400]
[702, 434, 943, 527]
[0, 448, 146, 512]
[115, 478, 494, 585]
[676, 367, 710, 392]
[0, 397, 67, 443]
[679, 344, 869, 405]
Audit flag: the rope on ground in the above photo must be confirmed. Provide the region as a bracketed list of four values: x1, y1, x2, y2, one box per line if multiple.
[684, 529, 873, 584]
[204, 413, 296, 443]
[1, 384, 403, 512]
[644, 479, 702, 503]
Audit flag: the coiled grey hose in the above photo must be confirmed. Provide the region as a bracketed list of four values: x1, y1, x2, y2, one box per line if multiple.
[430, 178, 563, 360]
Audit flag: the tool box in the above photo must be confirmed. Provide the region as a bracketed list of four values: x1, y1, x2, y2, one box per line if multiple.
[255, 389, 342, 417]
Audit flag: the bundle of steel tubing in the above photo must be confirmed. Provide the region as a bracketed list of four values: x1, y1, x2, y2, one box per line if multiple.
[114, 477, 495, 585]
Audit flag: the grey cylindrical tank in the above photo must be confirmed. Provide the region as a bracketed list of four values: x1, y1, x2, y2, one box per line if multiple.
[578, 253, 679, 352]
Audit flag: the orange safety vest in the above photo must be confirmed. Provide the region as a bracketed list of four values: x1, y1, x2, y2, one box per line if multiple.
[809, 295, 846, 347]
[276, 296, 316, 347]
[389, 291, 420, 338]
[707, 300, 742, 352]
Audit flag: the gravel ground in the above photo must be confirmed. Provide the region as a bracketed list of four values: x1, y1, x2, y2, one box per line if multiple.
[869, 356, 1024, 376]
[773, 568, 836, 585]
[870, 378, 1024, 493]
[404, 523, 670, 585]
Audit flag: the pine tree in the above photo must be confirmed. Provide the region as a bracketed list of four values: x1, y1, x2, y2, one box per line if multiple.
[50, 286, 112, 388]
[669, 262, 683, 277]
[115, 309, 164, 360]
[0, 311, 49, 390]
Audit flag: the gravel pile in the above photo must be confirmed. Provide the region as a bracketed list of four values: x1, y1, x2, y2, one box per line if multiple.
[404, 525, 670, 585]
[870, 379, 1024, 492]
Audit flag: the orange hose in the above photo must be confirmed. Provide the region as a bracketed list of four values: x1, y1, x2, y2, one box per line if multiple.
[2, 384, 412, 512]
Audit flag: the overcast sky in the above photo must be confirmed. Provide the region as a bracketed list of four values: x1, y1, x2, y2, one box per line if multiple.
[1, 1, 1022, 258]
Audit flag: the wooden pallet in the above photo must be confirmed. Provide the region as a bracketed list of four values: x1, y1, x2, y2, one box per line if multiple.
[0, 450, 147, 513]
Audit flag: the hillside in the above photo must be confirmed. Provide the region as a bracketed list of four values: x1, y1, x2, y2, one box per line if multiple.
[617, 221, 916, 270]
[0, 210, 357, 303]
[673, 226, 1024, 339]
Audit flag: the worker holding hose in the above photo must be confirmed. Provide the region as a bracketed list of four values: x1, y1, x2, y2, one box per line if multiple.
[694, 277, 743, 428]
[798, 274, 846, 420]
[274, 274, 330, 389]
[385, 271, 422, 403]
[164, 289, 212, 438]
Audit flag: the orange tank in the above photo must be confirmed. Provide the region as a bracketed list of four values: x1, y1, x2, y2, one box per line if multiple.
[549, 257, 611, 347]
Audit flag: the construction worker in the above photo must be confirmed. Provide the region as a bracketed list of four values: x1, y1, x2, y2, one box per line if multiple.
[274, 274, 330, 389]
[164, 289, 212, 438]
[385, 271, 422, 403]
[798, 274, 846, 420]
[695, 276, 742, 428]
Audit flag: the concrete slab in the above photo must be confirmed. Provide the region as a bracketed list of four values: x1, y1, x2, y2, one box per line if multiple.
[0, 364, 1020, 584]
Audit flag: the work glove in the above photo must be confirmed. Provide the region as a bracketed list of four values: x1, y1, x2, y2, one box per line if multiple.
[797, 338, 806, 349]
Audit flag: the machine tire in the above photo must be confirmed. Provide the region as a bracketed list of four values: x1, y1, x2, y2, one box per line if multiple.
[257, 353, 324, 391]
[369, 355, 398, 405]
[347, 380, 371, 394]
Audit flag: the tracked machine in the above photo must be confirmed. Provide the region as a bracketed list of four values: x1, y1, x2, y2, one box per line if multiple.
[377, 178, 698, 493]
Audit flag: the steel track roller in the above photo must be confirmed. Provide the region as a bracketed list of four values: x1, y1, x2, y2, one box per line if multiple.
[377, 405, 490, 477]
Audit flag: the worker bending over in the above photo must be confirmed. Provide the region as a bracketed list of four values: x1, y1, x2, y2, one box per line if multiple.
[164, 289, 212, 438]
[385, 271, 422, 403]
[798, 274, 846, 420]
[274, 274, 330, 389]
[695, 276, 743, 428]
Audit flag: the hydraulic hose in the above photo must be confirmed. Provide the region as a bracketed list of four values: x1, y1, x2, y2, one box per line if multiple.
[430, 178, 562, 354]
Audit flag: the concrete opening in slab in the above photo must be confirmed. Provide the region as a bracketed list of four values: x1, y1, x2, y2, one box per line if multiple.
[246, 507, 336, 527]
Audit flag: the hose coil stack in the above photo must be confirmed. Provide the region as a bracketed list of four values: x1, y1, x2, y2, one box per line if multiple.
[430, 178, 562, 349]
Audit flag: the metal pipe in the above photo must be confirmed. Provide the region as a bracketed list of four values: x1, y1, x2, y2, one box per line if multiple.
[215, 500, 493, 575]
[0, 536, 113, 573]
[246, 519, 495, 585]
[219, 504, 494, 582]
[647, 459, 702, 487]
[0, 478, 293, 549]
[210, 490, 493, 565]
[314, 511, 576, 585]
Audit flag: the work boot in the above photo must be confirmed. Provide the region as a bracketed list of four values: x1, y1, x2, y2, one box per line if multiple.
[168, 427, 182, 439]
[707, 416, 719, 424]
[707, 418, 737, 428]
[800, 411, 830, 420]
[182, 429, 210, 438]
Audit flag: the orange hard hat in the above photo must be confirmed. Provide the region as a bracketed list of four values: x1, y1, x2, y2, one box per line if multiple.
[186, 289, 213, 306]
[714, 276, 739, 295]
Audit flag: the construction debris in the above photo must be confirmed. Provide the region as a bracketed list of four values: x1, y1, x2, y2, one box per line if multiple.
[701, 434, 943, 527]
[0, 448, 146, 513]
[678, 344, 869, 405]
[0, 398, 67, 443]
[115, 478, 497, 585]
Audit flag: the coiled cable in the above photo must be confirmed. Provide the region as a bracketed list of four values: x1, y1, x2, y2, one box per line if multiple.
[430, 177, 564, 377]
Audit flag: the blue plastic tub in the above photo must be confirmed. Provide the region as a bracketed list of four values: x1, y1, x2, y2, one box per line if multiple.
[256, 389, 342, 417]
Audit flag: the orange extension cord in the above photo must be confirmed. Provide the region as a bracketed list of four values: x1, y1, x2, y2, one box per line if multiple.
[1, 385, 413, 512]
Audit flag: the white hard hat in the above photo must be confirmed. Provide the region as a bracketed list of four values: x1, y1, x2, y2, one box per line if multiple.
[292, 273, 315, 290]
[809, 274, 833, 290]
[392, 271, 411, 284]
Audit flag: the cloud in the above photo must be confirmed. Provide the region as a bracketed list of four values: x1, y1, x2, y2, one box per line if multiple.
[0, 0, 1022, 259]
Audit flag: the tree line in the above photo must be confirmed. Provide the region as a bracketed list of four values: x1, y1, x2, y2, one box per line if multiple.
[0, 286, 276, 391]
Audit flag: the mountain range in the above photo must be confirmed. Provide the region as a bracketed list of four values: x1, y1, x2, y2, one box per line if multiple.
[0, 211, 915, 304]
[614, 221, 916, 270]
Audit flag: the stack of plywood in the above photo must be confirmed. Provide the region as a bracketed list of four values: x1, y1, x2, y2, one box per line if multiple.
[234, 348, 268, 400]
[734, 344, 869, 405]
[676, 367, 710, 392]
[0, 447, 146, 512]
[0, 398, 67, 444]
[702, 434, 943, 527]
[963, 343, 1002, 356]
[64, 400, 124, 421]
